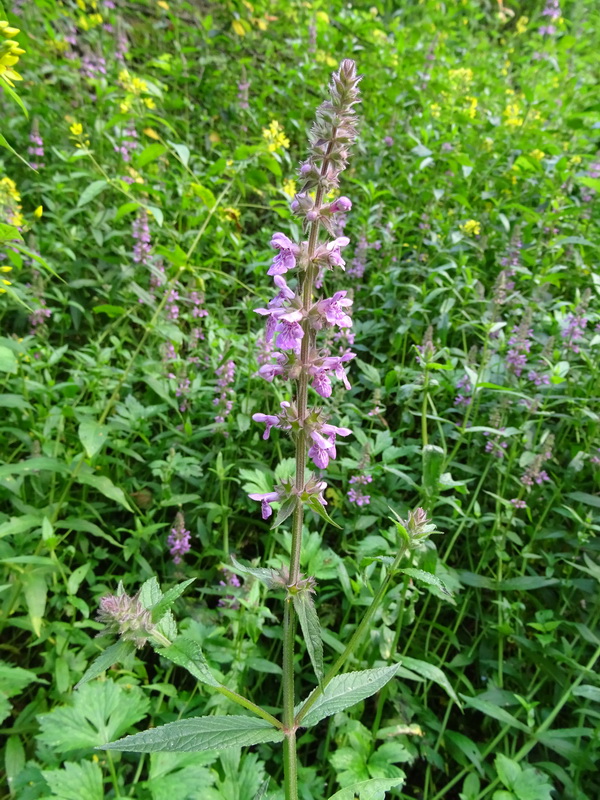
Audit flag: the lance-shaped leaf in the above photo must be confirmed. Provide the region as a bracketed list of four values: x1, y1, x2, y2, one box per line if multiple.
[230, 555, 282, 590]
[154, 636, 220, 688]
[399, 656, 460, 706]
[399, 568, 451, 597]
[150, 579, 195, 623]
[100, 715, 284, 753]
[76, 640, 136, 689]
[306, 495, 342, 529]
[271, 496, 296, 529]
[327, 777, 405, 800]
[297, 664, 400, 727]
[293, 592, 324, 683]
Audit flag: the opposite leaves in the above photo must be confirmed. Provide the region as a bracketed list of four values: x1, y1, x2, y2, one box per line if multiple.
[100, 715, 284, 753]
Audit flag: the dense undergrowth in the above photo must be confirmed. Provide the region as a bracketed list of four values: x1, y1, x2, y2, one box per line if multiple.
[1, 1, 599, 799]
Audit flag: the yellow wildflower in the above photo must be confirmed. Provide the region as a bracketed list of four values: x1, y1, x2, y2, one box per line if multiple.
[262, 120, 290, 152]
[70, 122, 83, 136]
[515, 16, 528, 34]
[143, 97, 156, 109]
[157, 0, 170, 8]
[0, 265, 12, 272]
[1, 278, 12, 286]
[448, 67, 473, 86]
[460, 219, 481, 236]
[464, 96, 478, 118]
[430, 103, 441, 118]
[0, 20, 25, 87]
[283, 178, 296, 197]
[1, 176, 21, 202]
[34, 205, 43, 218]
[120, 101, 130, 113]
[529, 149, 545, 160]
[503, 103, 522, 127]
[569, 155, 582, 166]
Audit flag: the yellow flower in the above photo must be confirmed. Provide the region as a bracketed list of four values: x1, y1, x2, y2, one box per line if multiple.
[430, 102, 441, 118]
[1, 176, 21, 202]
[0, 265, 12, 272]
[529, 149, 545, 161]
[464, 95, 478, 118]
[569, 155, 582, 166]
[0, 21, 25, 87]
[503, 103, 522, 128]
[283, 178, 296, 197]
[1, 278, 12, 286]
[448, 67, 473, 86]
[515, 16, 528, 34]
[34, 205, 43, 218]
[262, 120, 290, 152]
[460, 219, 481, 236]
[143, 97, 156, 109]
[157, 0, 170, 8]
[120, 101, 130, 113]
[209, 131, 221, 144]
[70, 122, 83, 136]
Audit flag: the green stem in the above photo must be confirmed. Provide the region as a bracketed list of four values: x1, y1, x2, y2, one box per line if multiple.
[296, 542, 408, 726]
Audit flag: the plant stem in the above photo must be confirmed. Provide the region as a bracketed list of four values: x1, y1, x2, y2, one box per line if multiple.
[296, 542, 408, 726]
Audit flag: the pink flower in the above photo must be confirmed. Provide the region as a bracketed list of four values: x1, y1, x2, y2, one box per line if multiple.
[248, 491, 281, 519]
[268, 233, 300, 276]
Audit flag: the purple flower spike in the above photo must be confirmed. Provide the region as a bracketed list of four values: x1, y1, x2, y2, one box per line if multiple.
[276, 319, 304, 350]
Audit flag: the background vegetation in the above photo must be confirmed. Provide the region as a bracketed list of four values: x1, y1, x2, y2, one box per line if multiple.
[1, 1, 599, 799]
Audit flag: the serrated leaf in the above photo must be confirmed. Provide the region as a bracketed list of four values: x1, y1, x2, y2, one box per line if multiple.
[293, 592, 324, 683]
[155, 636, 220, 688]
[230, 555, 280, 589]
[253, 778, 270, 800]
[146, 752, 216, 800]
[43, 760, 104, 800]
[77, 180, 109, 208]
[400, 657, 460, 705]
[298, 665, 400, 727]
[400, 568, 451, 596]
[151, 579, 195, 622]
[37, 679, 150, 752]
[101, 715, 284, 753]
[327, 777, 405, 800]
[75, 640, 136, 689]
[78, 420, 108, 459]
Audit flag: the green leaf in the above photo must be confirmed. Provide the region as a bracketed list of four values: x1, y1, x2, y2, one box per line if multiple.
[75, 640, 136, 689]
[400, 568, 451, 596]
[137, 143, 168, 167]
[0, 132, 30, 165]
[230, 555, 281, 589]
[495, 754, 521, 790]
[306, 495, 342, 529]
[101, 715, 284, 753]
[461, 695, 529, 733]
[0, 81, 28, 118]
[253, 778, 270, 800]
[293, 592, 324, 683]
[400, 656, 460, 706]
[42, 760, 104, 800]
[0, 346, 18, 375]
[422, 444, 445, 496]
[37, 679, 150, 752]
[167, 141, 190, 167]
[327, 777, 406, 800]
[0, 223, 23, 243]
[77, 180, 109, 208]
[75, 473, 133, 511]
[151, 579, 195, 622]
[23, 571, 47, 637]
[145, 752, 216, 800]
[155, 636, 220, 687]
[5, 734, 25, 790]
[566, 491, 600, 509]
[271, 496, 296, 528]
[0, 457, 69, 479]
[298, 665, 400, 727]
[78, 420, 109, 459]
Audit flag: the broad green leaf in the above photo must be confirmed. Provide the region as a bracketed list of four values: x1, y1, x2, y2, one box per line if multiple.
[298, 664, 400, 727]
[43, 760, 104, 800]
[151, 578, 195, 622]
[75, 640, 136, 689]
[573, 684, 600, 702]
[0, 223, 23, 242]
[400, 568, 451, 596]
[293, 592, 324, 683]
[5, 734, 25, 790]
[400, 656, 460, 705]
[0, 346, 17, 374]
[167, 141, 190, 167]
[495, 754, 521, 789]
[77, 180, 109, 208]
[327, 777, 405, 800]
[155, 636, 220, 688]
[137, 143, 168, 167]
[566, 491, 600, 509]
[23, 571, 47, 637]
[0, 514, 43, 539]
[101, 714, 284, 753]
[0, 457, 69, 479]
[78, 420, 108, 459]
[146, 752, 217, 800]
[37, 679, 150, 752]
[75, 473, 133, 511]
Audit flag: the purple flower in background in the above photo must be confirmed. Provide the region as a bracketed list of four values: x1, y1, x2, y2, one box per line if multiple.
[506, 318, 533, 376]
[28, 126, 45, 170]
[237, 80, 250, 111]
[348, 473, 372, 506]
[521, 436, 554, 487]
[214, 359, 236, 426]
[29, 298, 52, 333]
[347, 234, 368, 279]
[114, 125, 138, 162]
[218, 573, 242, 609]
[80, 52, 107, 80]
[454, 374, 472, 407]
[383, 136, 394, 147]
[167, 512, 192, 564]
[510, 498, 527, 509]
[484, 430, 509, 458]
[132, 210, 151, 265]
[561, 309, 587, 353]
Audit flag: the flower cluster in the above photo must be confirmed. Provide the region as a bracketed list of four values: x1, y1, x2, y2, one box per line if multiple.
[28, 124, 45, 170]
[167, 511, 191, 564]
[262, 120, 290, 152]
[506, 317, 533, 376]
[348, 474, 372, 506]
[214, 359, 236, 426]
[521, 436, 554, 487]
[540, 0, 561, 36]
[114, 125, 138, 161]
[250, 59, 362, 520]
[0, 176, 24, 228]
[0, 20, 25, 88]
[132, 209, 151, 265]
[96, 588, 155, 648]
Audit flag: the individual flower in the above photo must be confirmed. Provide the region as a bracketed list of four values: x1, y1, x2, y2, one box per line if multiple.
[268, 233, 301, 276]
